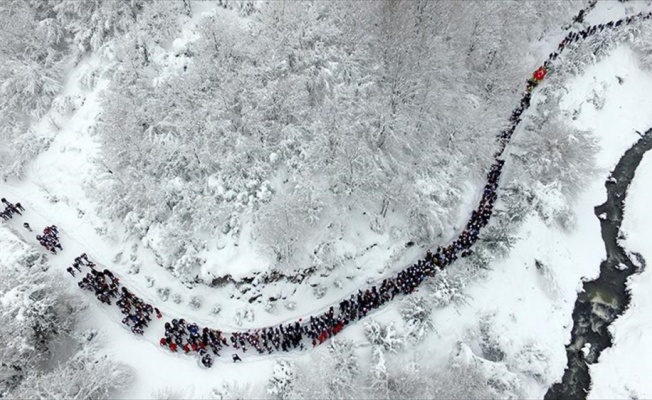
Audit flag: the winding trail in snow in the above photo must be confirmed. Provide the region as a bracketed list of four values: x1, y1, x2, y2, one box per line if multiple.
[545, 128, 652, 400]
[133, 9, 652, 363]
[3, 4, 652, 368]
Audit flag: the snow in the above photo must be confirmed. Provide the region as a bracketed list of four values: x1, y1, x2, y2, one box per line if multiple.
[585, 1, 652, 26]
[76, 303, 273, 399]
[559, 46, 652, 167]
[587, 150, 652, 400]
[0, 205, 277, 398]
[409, 44, 652, 398]
[2, 2, 652, 398]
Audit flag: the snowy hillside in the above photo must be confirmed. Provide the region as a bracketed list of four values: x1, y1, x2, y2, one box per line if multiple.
[2, 0, 652, 399]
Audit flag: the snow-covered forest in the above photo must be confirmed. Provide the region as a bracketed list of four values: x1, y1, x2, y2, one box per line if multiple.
[1, 0, 582, 277]
[2, 0, 652, 398]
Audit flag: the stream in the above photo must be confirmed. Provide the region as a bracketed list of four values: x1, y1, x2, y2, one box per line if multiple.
[545, 127, 652, 400]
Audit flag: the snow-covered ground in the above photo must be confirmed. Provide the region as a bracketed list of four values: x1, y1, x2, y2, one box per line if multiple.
[406, 44, 652, 398]
[587, 149, 652, 400]
[0, 1, 453, 335]
[3, 2, 652, 398]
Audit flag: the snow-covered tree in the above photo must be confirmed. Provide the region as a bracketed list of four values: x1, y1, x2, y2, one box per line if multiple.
[0, 260, 84, 393]
[0, 59, 63, 119]
[367, 346, 389, 398]
[267, 360, 295, 400]
[211, 381, 260, 400]
[53, 0, 147, 53]
[477, 315, 506, 363]
[255, 188, 320, 270]
[443, 343, 524, 399]
[171, 242, 204, 284]
[496, 182, 536, 227]
[429, 359, 493, 400]
[513, 92, 600, 202]
[87, 0, 579, 283]
[326, 339, 361, 399]
[480, 215, 519, 259]
[11, 340, 132, 399]
[0, 227, 128, 399]
[428, 270, 472, 309]
[363, 319, 404, 354]
[400, 295, 435, 342]
[288, 339, 361, 399]
[631, 20, 652, 69]
[0, 0, 70, 176]
[136, 1, 185, 46]
[384, 359, 430, 399]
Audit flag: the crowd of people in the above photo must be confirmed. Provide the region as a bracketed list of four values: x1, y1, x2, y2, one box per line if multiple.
[160, 319, 231, 367]
[1, 198, 34, 234]
[1, 196, 160, 339]
[118, 286, 160, 335]
[70, 253, 160, 335]
[157, 8, 652, 366]
[157, 157, 505, 367]
[75, 254, 118, 306]
[2, 197, 62, 252]
[36, 225, 62, 254]
[501, 11, 652, 152]
[4, 6, 652, 368]
[0, 198, 24, 221]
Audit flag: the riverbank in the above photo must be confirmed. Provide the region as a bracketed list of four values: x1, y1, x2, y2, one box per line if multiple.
[588, 137, 652, 400]
[545, 128, 652, 400]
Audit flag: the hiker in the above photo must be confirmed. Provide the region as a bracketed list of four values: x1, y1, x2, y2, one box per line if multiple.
[201, 353, 213, 368]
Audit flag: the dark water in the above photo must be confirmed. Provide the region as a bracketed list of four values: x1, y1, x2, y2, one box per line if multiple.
[545, 128, 652, 400]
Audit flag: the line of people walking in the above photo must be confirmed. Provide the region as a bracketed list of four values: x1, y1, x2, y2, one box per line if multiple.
[156, 8, 652, 367]
[157, 158, 504, 367]
[0, 198, 24, 221]
[1, 195, 161, 338]
[1, 197, 63, 254]
[556, 11, 652, 57]
[70, 253, 160, 335]
[5, 5, 652, 369]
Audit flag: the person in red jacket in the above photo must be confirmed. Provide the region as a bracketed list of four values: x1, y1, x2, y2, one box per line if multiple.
[159, 338, 167, 347]
[333, 322, 344, 335]
[533, 66, 547, 82]
[169, 342, 178, 352]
